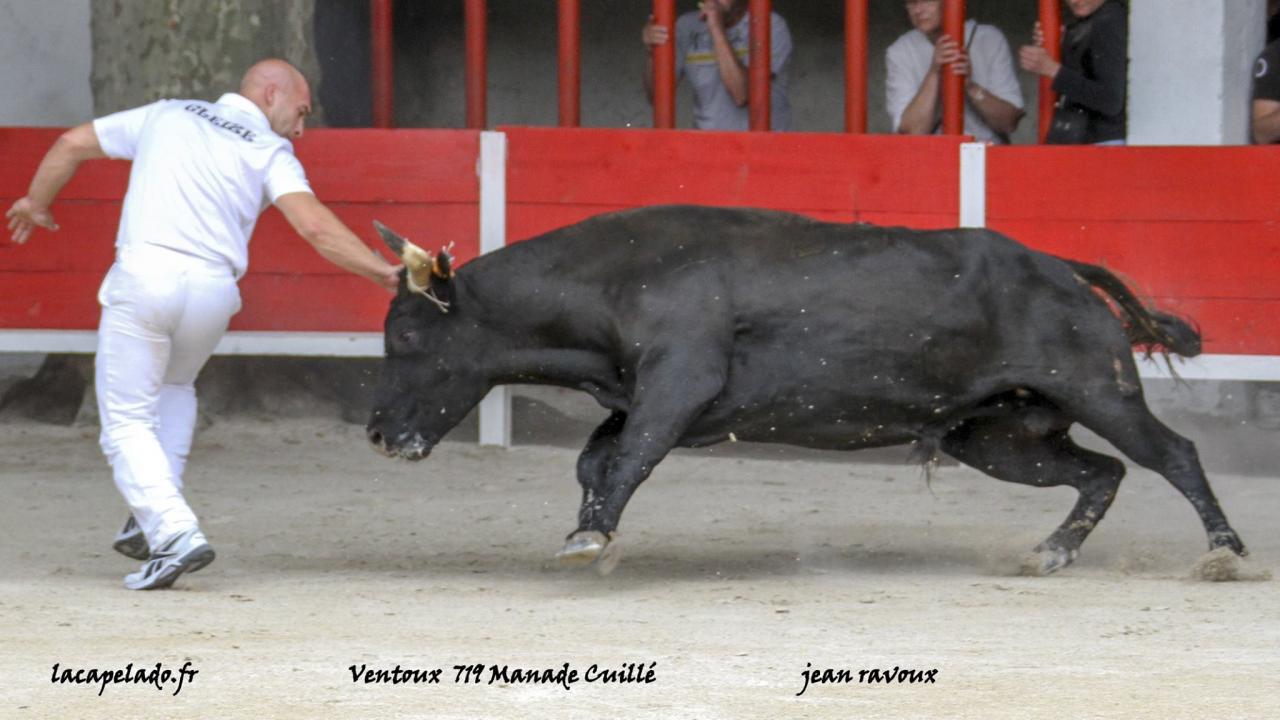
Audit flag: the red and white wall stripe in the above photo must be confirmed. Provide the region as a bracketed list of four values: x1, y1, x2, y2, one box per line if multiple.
[2, 127, 1277, 446]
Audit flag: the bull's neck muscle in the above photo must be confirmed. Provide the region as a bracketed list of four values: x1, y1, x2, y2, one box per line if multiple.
[459, 253, 624, 408]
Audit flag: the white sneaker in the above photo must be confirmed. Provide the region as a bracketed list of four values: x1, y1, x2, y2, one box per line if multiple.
[112, 516, 150, 560]
[123, 528, 215, 591]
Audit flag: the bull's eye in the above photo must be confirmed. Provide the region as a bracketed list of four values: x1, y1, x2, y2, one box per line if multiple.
[394, 329, 421, 352]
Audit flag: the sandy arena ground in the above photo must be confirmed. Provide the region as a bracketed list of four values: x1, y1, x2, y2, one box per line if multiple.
[1, 411, 1277, 719]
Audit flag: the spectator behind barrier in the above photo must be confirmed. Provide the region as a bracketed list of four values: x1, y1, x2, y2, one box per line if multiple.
[1252, 37, 1280, 144]
[1019, 0, 1128, 145]
[886, 0, 1024, 143]
[641, 0, 793, 131]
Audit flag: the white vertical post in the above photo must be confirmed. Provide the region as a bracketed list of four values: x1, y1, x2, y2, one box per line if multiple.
[477, 131, 512, 448]
[959, 141, 986, 229]
[1128, 0, 1264, 145]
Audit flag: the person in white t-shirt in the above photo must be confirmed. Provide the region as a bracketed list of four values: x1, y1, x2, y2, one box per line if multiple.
[886, 0, 1024, 143]
[4, 59, 400, 590]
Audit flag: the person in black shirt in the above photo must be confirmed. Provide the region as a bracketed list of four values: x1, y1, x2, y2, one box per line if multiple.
[1018, 0, 1127, 145]
[1253, 39, 1280, 143]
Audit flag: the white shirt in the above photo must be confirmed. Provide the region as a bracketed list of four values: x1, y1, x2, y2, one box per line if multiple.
[93, 92, 312, 278]
[885, 20, 1024, 143]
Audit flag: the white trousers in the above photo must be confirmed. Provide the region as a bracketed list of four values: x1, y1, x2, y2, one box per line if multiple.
[95, 245, 240, 549]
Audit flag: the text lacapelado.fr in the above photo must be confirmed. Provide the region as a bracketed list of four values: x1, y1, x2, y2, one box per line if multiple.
[50, 661, 199, 696]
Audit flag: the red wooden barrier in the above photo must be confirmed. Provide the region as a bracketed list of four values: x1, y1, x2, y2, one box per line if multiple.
[0, 128, 481, 332]
[5, 127, 1279, 358]
[987, 146, 1280, 354]
[501, 126, 962, 241]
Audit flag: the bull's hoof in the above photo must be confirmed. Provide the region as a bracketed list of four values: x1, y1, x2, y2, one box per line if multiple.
[1190, 546, 1271, 582]
[556, 531, 607, 567]
[1209, 529, 1248, 558]
[1020, 544, 1078, 577]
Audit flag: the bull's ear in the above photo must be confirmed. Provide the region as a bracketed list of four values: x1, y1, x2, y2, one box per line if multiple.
[374, 220, 434, 293]
[431, 247, 453, 280]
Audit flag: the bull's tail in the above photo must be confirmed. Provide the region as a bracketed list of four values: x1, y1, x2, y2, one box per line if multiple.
[1063, 259, 1202, 359]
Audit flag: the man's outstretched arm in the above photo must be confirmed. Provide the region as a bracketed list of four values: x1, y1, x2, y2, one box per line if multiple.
[274, 191, 401, 290]
[5, 123, 105, 244]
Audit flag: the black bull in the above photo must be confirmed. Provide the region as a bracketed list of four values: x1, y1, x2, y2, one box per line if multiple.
[365, 205, 1246, 575]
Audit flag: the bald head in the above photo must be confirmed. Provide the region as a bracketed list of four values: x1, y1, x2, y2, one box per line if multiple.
[240, 59, 307, 99]
[240, 58, 312, 139]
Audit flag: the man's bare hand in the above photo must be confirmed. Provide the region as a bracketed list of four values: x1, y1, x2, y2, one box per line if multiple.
[4, 197, 59, 246]
[1019, 22, 1060, 78]
[1019, 44, 1060, 79]
[699, 1, 725, 29]
[932, 35, 968, 76]
[379, 263, 403, 292]
[642, 14, 668, 48]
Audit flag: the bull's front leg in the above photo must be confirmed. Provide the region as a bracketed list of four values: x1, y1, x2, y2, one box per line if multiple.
[557, 411, 626, 567]
[557, 345, 727, 573]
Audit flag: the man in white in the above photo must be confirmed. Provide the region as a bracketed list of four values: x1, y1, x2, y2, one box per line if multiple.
[5, 59, 400, 590]
[886, 0, 1024, 143]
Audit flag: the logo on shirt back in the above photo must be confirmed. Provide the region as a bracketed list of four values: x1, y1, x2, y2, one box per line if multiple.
[183, 104, 258, 142]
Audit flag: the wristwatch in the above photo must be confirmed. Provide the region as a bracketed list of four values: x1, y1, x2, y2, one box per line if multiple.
[969, 85, 986, 103]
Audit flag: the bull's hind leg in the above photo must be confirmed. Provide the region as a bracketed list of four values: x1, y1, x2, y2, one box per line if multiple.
[1066, 395, 1247, 558]
[941, 412, 1126, 574]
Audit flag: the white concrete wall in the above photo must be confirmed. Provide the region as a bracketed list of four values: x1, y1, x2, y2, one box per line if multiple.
[1222, 0, 1267, 144]
[1129, 0, 1264, 145]
[0, 0, 92, 126]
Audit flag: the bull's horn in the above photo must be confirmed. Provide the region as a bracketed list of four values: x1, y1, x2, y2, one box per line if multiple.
[373, 220, 434, 292]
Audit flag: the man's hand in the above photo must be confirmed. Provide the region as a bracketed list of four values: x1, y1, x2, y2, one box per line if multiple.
[932, 35, 967, 76]
[642, 14, 668, 49]
[379, 263, 403, 292]
[4, 197, 59, 246]
[1019, 21, 1060, 79]
[698, 1, 725, 29]
[1019, 45, 1060, 79]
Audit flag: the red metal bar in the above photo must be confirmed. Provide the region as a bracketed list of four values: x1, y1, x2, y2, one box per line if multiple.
[748, 0, 771, 131]
[1038, 0, 1062, 143]
[652, 0, 676, 128]
[941, 0, 965, 135]
[557, 0, 581, 127]
[843, 0, 868, 133]
[464, 0, 487, 129]
[370, 0, 394, 128]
